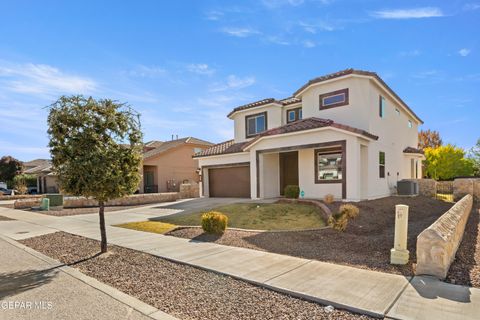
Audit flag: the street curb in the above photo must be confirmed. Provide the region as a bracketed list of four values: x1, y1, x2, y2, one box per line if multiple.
[0, 235, 178, 320]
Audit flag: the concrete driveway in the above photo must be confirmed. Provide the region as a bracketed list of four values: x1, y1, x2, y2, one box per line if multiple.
[65, 197, 264, 226]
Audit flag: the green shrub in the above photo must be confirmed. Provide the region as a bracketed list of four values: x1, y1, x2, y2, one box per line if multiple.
[284, 185, 300, 199]
[339, 204, 360, 219]
[46, 194, 63, 207]
[201, 211, 228, 234]
[323, 194, 334, 204]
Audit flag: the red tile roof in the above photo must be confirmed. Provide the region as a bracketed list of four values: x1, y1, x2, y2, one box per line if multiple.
[194, 117, 378, 157]
[193, 140, 248, 158]
[403, 147, 424, 154]
[227, 68, 423, 124]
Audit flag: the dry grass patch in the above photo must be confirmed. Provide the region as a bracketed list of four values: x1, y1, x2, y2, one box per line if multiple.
[115, 221, 177, 234]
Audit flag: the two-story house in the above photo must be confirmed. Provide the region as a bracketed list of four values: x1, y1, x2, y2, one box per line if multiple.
[194, 69, 424, 200]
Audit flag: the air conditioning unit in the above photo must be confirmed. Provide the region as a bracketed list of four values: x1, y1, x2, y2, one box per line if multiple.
[397, 180, 419, 196]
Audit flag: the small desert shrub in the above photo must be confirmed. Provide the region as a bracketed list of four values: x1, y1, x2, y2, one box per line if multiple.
[339, 204, 360, 219]
[328, 204, 359, 232]
[284, 185, 300, 199]
[323, 194, 334, 204]
[328, 213, 349, 232]
[201, 211, 228, 234]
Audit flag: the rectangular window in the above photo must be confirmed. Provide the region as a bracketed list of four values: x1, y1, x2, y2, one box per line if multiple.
[315, 147, 343, 182]
[379, 151, 386, 178]
[319, 88, 349, 109]
[193, 147, 203, 154]
[395, 108, 400, 116]
[245, 112, 267, 137]
[408, 120, 413, 128]
[379, 96, 386, 118]
[286, 107, 302, 123]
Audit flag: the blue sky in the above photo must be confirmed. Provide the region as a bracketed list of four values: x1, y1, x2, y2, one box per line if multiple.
[0, 0, 479, 161]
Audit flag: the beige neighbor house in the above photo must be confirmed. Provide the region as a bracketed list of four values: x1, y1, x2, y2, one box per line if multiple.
[194, 69, 425, 201]
[24, 137, 212, 194]
[23, 159, 60, 194]
[140, 137, 213, 193]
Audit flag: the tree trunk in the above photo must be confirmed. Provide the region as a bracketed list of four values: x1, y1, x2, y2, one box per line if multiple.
[99, 201, 107, 253]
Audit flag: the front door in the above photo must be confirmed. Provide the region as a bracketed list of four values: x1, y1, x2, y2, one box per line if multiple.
[144, 171, 154, 193]
[279, 151, 299, 195]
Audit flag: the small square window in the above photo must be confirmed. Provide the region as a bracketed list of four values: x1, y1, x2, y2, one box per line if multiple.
[246, 112, 267, 137]
[408, 120, 413, 128]
[286, 108, 302, 123]
[288, 110, 296, 122]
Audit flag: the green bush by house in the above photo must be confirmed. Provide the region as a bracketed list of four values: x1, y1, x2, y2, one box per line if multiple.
[284, 185, 300, 199]
[201, 211, 228, 234]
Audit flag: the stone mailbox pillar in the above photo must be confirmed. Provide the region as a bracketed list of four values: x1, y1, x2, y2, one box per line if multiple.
[390, 204, 409, 265]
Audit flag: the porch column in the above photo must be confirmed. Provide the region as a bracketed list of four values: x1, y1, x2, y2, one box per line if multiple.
[250, 151, 258, 199]
[139, 165, 144, 193]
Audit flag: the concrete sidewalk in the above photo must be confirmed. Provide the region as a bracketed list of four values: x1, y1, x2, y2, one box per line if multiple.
[0, 235, 176, 320]
[1, 205, 480, 319]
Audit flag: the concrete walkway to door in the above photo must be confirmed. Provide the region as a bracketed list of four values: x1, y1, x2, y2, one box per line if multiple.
[1, 203, 479, 319]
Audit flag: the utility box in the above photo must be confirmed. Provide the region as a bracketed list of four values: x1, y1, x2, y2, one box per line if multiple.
[40, 198, 50, 211]
[46, 194, 64, 207]
[390, 204, 409, 265]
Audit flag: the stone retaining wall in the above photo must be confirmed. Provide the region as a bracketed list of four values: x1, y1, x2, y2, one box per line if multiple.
[453, 178, 480, 202]
[179, 183, 200, 199]
[14, 192, 180, 209]
[415, 194, 473, 279]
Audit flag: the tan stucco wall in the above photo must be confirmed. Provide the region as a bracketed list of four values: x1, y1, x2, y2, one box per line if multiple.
[232, 104, 283, 143]
[142, 143, 206, 193]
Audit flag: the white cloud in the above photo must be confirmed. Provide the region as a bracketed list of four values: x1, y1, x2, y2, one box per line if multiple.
[266, 36, 291, 45]
[221, 27, 260, 38]
[124, 65, 166, 78]
[303, 40, 316, 48]
[262, 0, 305, 8]
[399, 49, 421, 57]
[458, 48, 471, 57]
[463, 3, 480, 11]
[371, 7, 444, 19]
[0, 62, 96, 96]
[186, 63, 215, 75]
[299, 21, 335, 33]
[210, 75, 256, 92]
[205, 10, 224, 21]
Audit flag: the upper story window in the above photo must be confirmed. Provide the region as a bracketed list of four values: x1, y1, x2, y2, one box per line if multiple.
[193, 147, 203, 154]
[319, 88, 349, 110]
[395, 108, 400, 116]
[379, 96, 386, 118]
[246, 112, 267, 137]
[408, 120, 413, 128]
[287, 107, 302, 123]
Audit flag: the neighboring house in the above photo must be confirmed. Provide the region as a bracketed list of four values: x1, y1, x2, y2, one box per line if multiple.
[24, 160, 60, 194]
[194, 69, 425, 200]
[140, 137, 213, 193]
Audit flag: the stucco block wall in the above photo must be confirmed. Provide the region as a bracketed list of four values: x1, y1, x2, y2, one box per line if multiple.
[454, 178, 480, 201]
[416, 194, 473, 279]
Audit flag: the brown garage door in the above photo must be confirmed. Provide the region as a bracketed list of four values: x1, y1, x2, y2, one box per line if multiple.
[209, 166, 250, 198]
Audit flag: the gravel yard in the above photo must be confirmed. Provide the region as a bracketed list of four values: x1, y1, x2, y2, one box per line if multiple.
[27, 205, 144, 216]
[446, 205, 480, 288]
[20, 232, 372, 320]
[168, 196, 453, 275]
